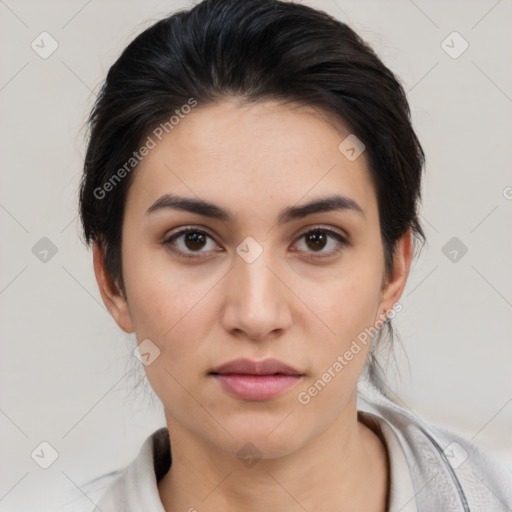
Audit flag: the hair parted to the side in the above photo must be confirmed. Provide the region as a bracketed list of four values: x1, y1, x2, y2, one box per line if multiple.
[79, 0, 425, 397]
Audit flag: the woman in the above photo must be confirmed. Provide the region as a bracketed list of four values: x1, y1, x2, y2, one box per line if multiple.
[77, 0, 512, 510]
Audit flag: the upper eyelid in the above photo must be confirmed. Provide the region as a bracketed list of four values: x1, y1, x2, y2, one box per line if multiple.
[163, 225, 217, 243]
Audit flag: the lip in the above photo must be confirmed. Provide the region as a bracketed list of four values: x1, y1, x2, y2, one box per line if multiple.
[211, 357, 303, 376]
[209, 358, 304, 401]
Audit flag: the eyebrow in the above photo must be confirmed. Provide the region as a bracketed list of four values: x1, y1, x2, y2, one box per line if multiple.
[146, 193, 365, 223]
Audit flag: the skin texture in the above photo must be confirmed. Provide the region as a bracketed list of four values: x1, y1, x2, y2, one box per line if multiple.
[94, 98, 413, 512]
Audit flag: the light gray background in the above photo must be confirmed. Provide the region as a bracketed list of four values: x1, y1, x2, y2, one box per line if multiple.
[1, 0, 511, 510]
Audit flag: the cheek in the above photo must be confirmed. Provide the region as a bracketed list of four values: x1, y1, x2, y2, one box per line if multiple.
[124, 267, 217, 407]
[342, 272, 382, 331]
[121, 242, 219, 364]
[306, 266, 383, 348]
[127, 273, 214, 346]
[294, 270, 383, 418]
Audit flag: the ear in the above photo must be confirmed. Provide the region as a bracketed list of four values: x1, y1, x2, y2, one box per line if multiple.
[93, 243, 134, 333]
[377, 228, 413, 318]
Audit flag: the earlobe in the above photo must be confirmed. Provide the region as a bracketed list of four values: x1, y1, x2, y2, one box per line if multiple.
[379, 228, 414, 317]
[93, 243, 134, 333]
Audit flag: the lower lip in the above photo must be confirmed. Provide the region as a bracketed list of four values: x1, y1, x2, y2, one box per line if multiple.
[211, 374, 302, 401]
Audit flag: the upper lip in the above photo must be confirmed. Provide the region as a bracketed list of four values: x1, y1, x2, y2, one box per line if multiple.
[210, 358, 303, 376]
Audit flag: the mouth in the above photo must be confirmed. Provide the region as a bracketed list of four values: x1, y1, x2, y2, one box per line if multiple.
[209, 358, 304, 401]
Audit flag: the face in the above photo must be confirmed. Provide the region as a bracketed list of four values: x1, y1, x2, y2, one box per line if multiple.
[95, 98, 411, 459]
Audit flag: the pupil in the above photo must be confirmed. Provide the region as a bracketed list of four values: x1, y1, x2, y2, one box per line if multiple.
[185, 232, 206, 250]
[306, 231, 326, 251]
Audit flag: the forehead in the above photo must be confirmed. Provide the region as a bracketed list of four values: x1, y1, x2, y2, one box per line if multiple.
[126, 99, 378, 222]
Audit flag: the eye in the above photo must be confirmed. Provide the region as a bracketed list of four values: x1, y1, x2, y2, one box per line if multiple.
[162, 227, 221, 258]
[292, 227, 349, 259]
[162, 226, 349, 260]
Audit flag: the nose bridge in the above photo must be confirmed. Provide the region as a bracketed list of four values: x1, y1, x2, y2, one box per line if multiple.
[240, 252, 277, 305]
[222, 239, 291, 339]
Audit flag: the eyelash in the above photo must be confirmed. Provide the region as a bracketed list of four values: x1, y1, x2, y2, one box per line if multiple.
[162, 226, 350, 260]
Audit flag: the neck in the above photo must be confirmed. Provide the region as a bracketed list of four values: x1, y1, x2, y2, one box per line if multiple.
[157, 398, 389, 512]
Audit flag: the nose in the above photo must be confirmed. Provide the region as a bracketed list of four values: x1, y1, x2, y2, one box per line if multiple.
[220, 246, 293, 342]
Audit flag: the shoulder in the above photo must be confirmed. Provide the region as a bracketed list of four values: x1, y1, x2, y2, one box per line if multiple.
[94, 427, 169, 512]
[54, 471, 123, 512]
[55, 427, 170, 512]
[358, 390, 512, 511]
